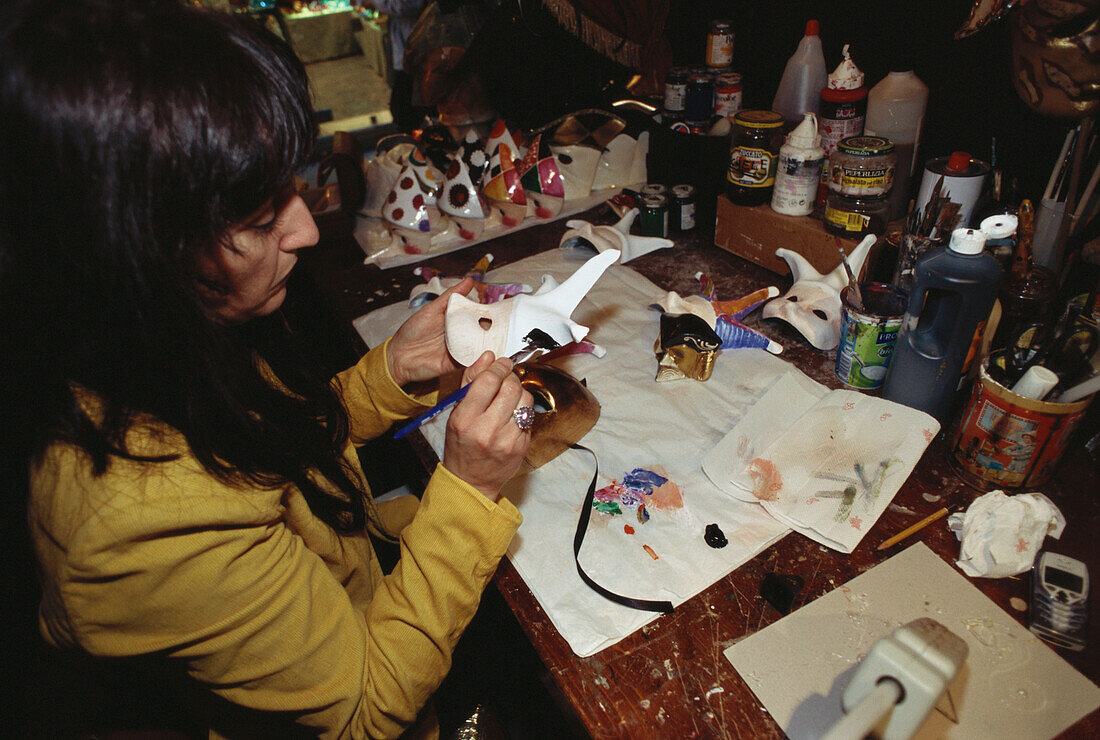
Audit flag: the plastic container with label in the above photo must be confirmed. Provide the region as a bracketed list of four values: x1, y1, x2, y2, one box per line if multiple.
[772, 112, 825, 216]
[771, 20, 828, 126]
[882, 227, 1004, 426]
[864, 65, 929, 220]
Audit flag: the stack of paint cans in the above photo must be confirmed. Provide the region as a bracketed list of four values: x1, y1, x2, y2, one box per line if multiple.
[660, 19, 744, 132]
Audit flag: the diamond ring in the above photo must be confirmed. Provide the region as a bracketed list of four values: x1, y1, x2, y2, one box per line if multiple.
[512, 406, 535, 432]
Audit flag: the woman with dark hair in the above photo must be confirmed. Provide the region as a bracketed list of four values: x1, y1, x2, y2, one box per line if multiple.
[0, 1, 531, 737]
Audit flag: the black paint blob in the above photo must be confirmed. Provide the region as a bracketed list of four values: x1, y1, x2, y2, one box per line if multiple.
[704, 523, 728, 548]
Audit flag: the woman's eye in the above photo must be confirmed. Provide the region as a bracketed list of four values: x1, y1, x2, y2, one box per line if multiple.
[250, 216, 279, 233]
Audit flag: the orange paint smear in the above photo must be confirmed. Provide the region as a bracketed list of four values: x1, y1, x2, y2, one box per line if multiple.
[624, 525, 635, 535]
[648, 480, 684, 511]
[643, 544, 658, 560]
[748, 458, 782, 502]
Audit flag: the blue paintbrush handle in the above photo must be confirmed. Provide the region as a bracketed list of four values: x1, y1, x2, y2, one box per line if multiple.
[393, 383, 471, 440]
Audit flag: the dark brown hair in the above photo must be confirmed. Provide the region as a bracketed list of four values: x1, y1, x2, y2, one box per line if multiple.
[0, 0, 368, 531]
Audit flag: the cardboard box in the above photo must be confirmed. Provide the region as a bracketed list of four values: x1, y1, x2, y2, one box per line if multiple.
[714, 195, 864, 277]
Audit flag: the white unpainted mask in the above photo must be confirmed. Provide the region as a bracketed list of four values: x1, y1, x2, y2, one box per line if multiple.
[445, 248, 620, 365]
[559, 208, 672, 263]
[762, 234, 875, 351]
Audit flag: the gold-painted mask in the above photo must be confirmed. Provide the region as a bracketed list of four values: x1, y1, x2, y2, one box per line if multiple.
[513, 362, 601, 470]
[1011, 0, 1100, 119]
[654, 313, 722, 382]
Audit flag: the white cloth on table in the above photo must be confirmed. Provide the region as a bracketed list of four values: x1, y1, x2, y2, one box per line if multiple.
[355, 249, 800, 656]
[703, 374, 939, 553]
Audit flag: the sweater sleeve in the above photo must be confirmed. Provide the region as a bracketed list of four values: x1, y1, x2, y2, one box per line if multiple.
[31, 444, 521, 739]
[335, 338, 440, 445]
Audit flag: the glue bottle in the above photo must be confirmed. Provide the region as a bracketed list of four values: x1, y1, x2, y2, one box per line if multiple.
[882, 225, 1004, 427]
[817, 44, 867, 206]
[771, 20, 828, 127]
[771, 112, 825, 216]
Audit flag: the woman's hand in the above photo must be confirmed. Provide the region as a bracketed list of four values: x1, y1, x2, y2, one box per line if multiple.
[387, 277, 475, 388]
[443, 352, 533, 502]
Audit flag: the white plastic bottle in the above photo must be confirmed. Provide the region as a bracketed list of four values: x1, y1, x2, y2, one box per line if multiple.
[864, 64, 929, 221]
[772, 112, 825, 216]
[771, 20, 828, 127]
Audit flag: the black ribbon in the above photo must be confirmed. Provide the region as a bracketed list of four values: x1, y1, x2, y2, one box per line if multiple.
[570, 443, 674, 614]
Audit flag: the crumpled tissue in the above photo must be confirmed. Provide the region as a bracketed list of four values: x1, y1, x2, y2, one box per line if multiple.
[948, 490, 1066, 578]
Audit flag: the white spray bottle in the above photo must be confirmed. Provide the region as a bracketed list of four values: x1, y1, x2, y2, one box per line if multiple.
[771, 112, 826, 216]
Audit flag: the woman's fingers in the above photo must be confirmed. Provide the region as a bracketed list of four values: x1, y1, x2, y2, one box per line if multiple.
[461, 350, 496, 386]
[443, 355, 533, 501]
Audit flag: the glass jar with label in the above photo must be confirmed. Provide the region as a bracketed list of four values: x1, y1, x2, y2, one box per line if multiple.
[726, 110, 785, 206]
[828, 135, 896, 197]
[663, 67, 689, 114]
[705, 20, 734, 70]
[824, 192, 889, 238]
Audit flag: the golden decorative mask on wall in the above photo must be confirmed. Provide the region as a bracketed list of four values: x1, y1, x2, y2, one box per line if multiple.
[1010, 0, 1100, 119]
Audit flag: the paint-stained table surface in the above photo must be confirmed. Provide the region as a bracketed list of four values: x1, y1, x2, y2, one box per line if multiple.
[299, 205, 1100, 739]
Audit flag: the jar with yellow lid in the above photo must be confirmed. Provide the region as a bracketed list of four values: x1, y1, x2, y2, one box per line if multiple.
[828, 135, 897, 197]
[726, 110, 785, 206]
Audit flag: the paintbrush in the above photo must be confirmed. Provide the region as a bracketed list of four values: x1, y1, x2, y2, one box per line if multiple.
[836, 241, 864, 311]
[1012, 199, 1036, 282]
[393, 328, 560, 440]
[934, 201, 961, 237]
[919, 176, 945, 236]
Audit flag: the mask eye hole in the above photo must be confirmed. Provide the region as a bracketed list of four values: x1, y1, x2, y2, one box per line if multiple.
[786, 295, 799, 302]
[529, 387, 554, 413]
[478, 317, 493, 331]
[813, 309, 829, 320]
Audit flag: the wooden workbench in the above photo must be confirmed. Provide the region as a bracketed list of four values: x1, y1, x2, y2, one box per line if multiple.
[295, 204, 1100, 738]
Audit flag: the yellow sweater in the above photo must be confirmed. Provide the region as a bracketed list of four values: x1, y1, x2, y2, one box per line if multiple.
[28, 340, 522, 739]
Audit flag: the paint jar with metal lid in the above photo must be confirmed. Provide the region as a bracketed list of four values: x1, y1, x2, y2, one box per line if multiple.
[726, 110, 785, 206]
[828, 135, 897, 197]
[824, 192, 889, 238]
[670, 184, 696, 232]
[714, 73, 743, 119]
[641, 183, 668, 198]
[685, 72, 716, 125]
[637, 193, 669, 237]
[706, 20, 735, 70]
[663, 66, 690, 114]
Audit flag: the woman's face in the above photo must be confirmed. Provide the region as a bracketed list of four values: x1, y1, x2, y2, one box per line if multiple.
[197, 191, 319, 324]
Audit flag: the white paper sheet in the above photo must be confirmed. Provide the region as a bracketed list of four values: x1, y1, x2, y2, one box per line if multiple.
[354, 249, 794, 656]
[725, 543, 1100, 739]
[703, 380, 940, 553]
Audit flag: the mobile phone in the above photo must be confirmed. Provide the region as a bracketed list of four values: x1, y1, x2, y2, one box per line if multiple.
[1030, 551, 1089, 652]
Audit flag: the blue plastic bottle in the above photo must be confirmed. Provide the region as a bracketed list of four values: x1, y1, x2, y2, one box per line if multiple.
[882, 227, 1003, 426]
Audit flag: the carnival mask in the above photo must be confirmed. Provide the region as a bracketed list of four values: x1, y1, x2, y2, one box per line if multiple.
[1011, 0, 1100, 119]
[559, 209, 672, 263]
[513, 362, 601, 469]
[654, 313, 722, 382]
[539, 109, 628, 200]
[762, 234, 875, 351]
[444, 249, 620, 365]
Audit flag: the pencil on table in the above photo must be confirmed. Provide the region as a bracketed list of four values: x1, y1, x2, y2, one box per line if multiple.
[877, 507, 950, 551]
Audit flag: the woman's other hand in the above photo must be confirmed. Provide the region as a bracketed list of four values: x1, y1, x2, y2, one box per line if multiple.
[443, 352, 533, 502]
[387, 277, 475, 388]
